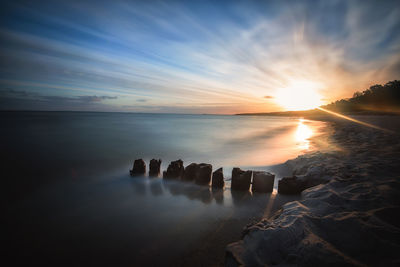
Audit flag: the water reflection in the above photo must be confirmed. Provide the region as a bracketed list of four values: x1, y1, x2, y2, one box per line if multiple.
[149, 179, 164, 196]
[230, 190, 253, 206]
[295, 119, 313, 150]
[211, 188, 224, 205]
[127, 175, 303, 218]
[162, 179, 214, 204]
[129, 177, 147, 196]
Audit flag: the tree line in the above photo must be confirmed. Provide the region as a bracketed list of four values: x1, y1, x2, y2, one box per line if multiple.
[322, 80, 400, 113]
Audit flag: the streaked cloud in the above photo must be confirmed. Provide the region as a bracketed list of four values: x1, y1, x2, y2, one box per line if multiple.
[0, 88, 118, 110]
[0, 0, 399, 113]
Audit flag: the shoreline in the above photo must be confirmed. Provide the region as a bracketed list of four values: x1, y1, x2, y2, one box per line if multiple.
[226, 116, 400, 266]
[168, 118, 334, 266]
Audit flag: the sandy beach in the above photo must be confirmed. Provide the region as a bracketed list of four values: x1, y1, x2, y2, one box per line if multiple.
[226, 115, 400, 266]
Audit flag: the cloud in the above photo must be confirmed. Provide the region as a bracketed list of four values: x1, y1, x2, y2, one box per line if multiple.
[0, 88, 40, 98]
[40, 95, 118, 104]
[77, 95, 117, 102]
[264, 96, 274, 99]
[0, 0, 399, 113]
[0, 88, 118, 110]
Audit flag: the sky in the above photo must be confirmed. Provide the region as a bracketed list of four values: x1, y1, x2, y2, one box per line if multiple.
[0, 0, 399, 113]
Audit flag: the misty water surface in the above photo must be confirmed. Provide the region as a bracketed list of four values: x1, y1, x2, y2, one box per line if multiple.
[3, 112, 326, 265]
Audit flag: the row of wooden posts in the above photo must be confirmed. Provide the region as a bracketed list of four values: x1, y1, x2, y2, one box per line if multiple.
[130, 159, 276, 193]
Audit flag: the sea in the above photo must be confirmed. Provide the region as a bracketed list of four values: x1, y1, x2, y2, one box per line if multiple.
[2, 111, 327, 265]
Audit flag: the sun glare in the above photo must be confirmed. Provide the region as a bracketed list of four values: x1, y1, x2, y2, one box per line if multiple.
[275, 81, 323, 111]
[295, 119, 313, 150]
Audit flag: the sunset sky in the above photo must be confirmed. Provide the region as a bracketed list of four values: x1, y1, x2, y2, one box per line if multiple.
[1, 0, 399, 113]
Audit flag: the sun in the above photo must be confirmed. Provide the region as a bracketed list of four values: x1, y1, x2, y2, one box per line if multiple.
[275, 81, 324, 111]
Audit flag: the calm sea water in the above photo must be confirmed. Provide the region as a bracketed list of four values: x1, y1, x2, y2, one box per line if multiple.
[3, 111, 326, 266]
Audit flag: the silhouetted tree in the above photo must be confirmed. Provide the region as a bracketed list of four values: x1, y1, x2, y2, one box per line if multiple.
[322, 80, 400, 113]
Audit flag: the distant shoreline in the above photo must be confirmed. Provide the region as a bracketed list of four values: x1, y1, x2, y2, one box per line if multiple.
[235, 109, 399, 117]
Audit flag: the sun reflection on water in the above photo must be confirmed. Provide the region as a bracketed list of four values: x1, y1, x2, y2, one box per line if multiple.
[295, 119, 313, 150]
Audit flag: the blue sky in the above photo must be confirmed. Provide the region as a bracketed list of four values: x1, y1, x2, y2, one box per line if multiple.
[0, 0, 399, 113]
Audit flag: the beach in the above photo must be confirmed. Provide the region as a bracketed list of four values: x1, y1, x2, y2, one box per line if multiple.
[226, 115, 400, 266]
